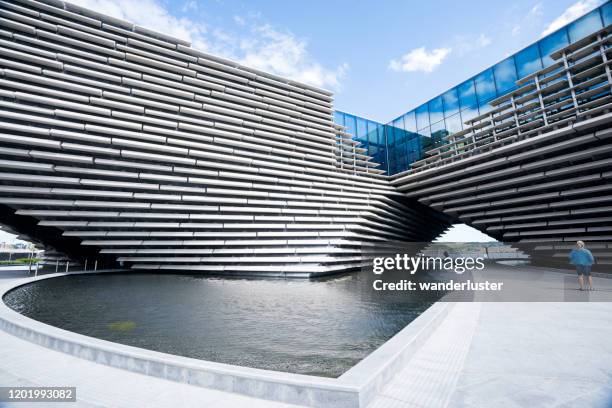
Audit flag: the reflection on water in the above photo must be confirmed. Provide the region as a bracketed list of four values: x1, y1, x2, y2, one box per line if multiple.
[4, 272, 441, 377]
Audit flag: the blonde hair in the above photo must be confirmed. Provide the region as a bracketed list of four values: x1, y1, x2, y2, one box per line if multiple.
[577, 240, 585, 248]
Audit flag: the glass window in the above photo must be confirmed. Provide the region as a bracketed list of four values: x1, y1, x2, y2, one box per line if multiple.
[391, 119, 405, 148]
[408, 136, 422, 162]
[392, 116, 404, 131]
[380, 124, 387, 147]
[458, 79, 478, 111]
[393, 137, 405, 158]
[430, 121, 447, 142]
[420, 133, 433, 153]
[334, 111, 344, 126]
[445, 113, 463, 134]
[366, 121, 379, 145]
[603, 2, 612, 26]
[417, 125, 431, 138]
[386, 124, 396, 145]
[474, 68, 497, 105]
[428, 96, 444, 125]
[493, 57, 518, 95]
[568, 9, 603, 43]
[442, 88, 459, 118]
[415, 103, 430, 131]
[478, 103, 492, 115]
[404, 111, 417, 132]
[368, 145, 377, 158]
[538, 28, 569, 67]
[343, 113, 356, 137]
[515, 43, 542, 78]
[356, 117, 367, 139]
[460, 106, 479, 124]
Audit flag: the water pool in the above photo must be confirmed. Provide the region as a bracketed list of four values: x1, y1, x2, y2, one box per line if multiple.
[3, 272, 441, 377]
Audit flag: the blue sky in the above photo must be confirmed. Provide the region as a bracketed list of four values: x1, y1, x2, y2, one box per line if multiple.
[0, 0, 604, 244]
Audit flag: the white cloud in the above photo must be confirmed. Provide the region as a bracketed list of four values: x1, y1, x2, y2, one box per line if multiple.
[388, 47, 452, 74]
[541, 0, 604, 37]
[510, 2, 543, 39]
[454, 33, 492, 56]
[529, 3, 543, 18]
[476, 33, 491, 47]
[238, 24, 348, 89]
[233, 15, 246, 26]
[181, 0, 198, 13]
[67, 0, 347, 91]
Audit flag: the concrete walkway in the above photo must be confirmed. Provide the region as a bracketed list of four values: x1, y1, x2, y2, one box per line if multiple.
[2, 266, 612, 407]
[369, 267, 612, 408]
[0, 326, 305, 408]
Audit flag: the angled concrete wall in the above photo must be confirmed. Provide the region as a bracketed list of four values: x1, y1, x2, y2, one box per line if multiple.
[0, 0, 450, 276]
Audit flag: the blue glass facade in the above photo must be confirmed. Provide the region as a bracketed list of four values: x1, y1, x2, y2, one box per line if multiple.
[336, 2, 611, 175]
[334, 111, 389, 171]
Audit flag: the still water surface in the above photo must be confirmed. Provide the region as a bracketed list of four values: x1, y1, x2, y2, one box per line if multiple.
[4, 272, 441, 377]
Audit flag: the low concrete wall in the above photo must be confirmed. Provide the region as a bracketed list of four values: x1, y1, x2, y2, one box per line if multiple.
[0, 271, 452, 407]
[340, 302, 452, 407]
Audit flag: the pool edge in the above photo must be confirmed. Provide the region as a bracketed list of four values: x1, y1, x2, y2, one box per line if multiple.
[0, 271, 452, 407]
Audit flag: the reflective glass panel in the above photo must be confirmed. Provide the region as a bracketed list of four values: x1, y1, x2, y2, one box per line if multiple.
[478, 103, 492, 115]
[343, 113, 356, 136]
[417, 125, 431, 138]
[539, 28, 569, 67]
[428, 96, 444, 125]
[474, 68, 497, 105]
[404, 111, 417, 132]
[430, 121, 447, 144]
[415, 104, 430, 131]
[460, 106, 479, 124]
[568, 9, 603, 43]
[493, 57, 518, 94]
[392, 117, 404, 130]
[603, 2, 612, 26]
[368, 145, 377, 157]
[366, 121, 379, 144]
[445, 113, 463, 134]
[458, 79, 478, 111]
[515, 43, 542, 78]
[386, 124, 396, 145]
[356, 117, 367, 138]
[408, 136, 422, 165]
[442, 88, 459, 117]
[334, 111, 344, 126]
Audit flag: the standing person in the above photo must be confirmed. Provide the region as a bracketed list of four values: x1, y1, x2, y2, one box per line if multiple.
[569, 241, 595, 291]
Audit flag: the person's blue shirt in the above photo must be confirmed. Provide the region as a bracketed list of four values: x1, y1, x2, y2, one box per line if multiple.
[569, 248, 595, 265]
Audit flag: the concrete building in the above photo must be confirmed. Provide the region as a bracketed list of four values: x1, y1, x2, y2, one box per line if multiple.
[0, 0, 610, 274]
[0, 0, 450, 277]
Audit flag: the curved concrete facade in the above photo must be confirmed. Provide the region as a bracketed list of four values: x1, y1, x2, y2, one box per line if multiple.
[0, 0, 450, 276]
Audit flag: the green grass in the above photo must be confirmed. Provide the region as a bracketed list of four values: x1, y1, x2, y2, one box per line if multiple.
[0, 258, 42, 265]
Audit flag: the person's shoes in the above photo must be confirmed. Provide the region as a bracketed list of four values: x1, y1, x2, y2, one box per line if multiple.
[579, 288, 583, 291]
